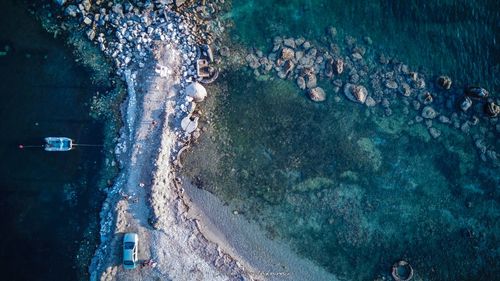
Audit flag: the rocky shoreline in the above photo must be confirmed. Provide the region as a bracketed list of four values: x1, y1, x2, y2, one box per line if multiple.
[38, 0, 257, 280]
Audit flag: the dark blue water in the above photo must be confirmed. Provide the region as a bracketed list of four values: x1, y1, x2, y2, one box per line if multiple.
[0, 1, 105, 280]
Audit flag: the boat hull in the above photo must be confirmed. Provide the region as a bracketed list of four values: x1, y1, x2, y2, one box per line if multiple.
[44, 137, 73, 152]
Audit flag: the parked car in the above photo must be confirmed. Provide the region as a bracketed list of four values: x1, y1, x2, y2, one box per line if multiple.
[123, 233, 138, 269]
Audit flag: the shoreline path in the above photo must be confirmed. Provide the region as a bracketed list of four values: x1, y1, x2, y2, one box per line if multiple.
[91, 42, 247, 281]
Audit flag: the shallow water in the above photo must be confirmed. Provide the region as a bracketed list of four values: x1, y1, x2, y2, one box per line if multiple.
[0, 1, 105, 280]
[183, 0, 500, 280]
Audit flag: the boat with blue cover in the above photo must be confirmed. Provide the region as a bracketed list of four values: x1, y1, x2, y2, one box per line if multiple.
[44, 137, 73, 152]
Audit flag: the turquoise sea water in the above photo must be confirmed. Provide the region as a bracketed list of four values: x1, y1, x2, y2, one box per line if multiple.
[0, 1, 105, 280]
[184, 1, 500, 280]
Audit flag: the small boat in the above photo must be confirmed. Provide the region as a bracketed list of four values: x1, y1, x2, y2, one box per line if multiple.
[44, 137, 73, 152]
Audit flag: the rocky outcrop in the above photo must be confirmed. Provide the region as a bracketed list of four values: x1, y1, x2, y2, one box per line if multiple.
[308, 87, 326, 102]
[485, 102, 500, 117]
[344, 83, 367, 104]
[436, 75, 452, 90]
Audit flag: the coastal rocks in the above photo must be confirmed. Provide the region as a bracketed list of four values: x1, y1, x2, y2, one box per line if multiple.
[305, 73, 317, 89]
[283, 38, 296, 48]
[334, 58, 344, 74]
[181, 115, 199, 134]
[421, 106, 438, 119]
[465, 86, 489, 99]
[485, 102, 500, 117]
[385, 80, 398, 89]
[282, 60, 295, 77]
[281, 47, 295, 61]
[436, 75, 452, 90]
[418, 92, 433, 105]
[65, 5, 79, 17]
[344, 83, 367, 104]
[324, 58, 334, 78]
[460, 96, 472, 112]
[400, 83, 412, 97]
[296, 76, 306, 90]
[429, 127, 441, 139]
[245, 53, 260, 69]
[365, 96, 377, 107]
[185, 82, 207, 102]
[308, 87, 326, 102]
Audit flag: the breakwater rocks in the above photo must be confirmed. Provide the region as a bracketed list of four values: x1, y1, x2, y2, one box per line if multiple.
[48, 0, 226, 160]
[243, 29, 499, 166]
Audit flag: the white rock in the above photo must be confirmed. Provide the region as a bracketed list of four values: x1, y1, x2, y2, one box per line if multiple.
[181, 116, 199, 134]
[185, 82, 207, 102]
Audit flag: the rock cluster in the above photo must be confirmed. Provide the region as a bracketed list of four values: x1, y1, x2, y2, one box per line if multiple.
[241, 27, 498, 165]
[52, 0, 224, 142]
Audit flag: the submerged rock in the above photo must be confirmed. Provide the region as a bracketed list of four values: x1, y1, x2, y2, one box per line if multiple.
[357, 138, 382, 171]
[436, 75, 452, 90]
[400, 83, 412, 97]
[324, 58, 334, 78]
[296, 76, 306, 90]
[429, 127, 441, 139]
[418, 91, 433, 105]
[305, 73, 317, 89]
[293, 177, 334, 192]
[460, 96, 472, 112]
[185, 82, 207, 102]
[65, 5, 79, 17]
[465, 86, 489, 99]
[421, 106, 438, 119]
[334, 58, 344, 74]
[385, 80, 398, 89]
[365, 96, 376, 107]
[485, 102, 500, 117]
[344, 83, 367, 104]
[308, 87, 326, 102]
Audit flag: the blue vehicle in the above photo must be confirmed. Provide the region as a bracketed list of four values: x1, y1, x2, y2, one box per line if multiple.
[123, 233, 139, 269]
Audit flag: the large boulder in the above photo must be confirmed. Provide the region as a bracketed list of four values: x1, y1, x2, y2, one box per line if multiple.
[186, 82, 207, 102]
[344, 83, 367, 104]
[308, 87, 326, 102]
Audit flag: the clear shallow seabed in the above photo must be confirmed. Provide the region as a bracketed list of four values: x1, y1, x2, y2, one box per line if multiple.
[184, 0, 500, 280]
[0, 1, 105, 280]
